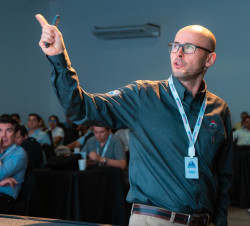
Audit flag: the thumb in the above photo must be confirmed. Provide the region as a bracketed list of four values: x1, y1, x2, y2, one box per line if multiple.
[35, 14, 49, 27]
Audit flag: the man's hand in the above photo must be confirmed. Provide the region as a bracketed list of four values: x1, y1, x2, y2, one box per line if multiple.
[0, 177, 18, 188]
[35, 14, 65, 56]
[88, 151, 101, 162]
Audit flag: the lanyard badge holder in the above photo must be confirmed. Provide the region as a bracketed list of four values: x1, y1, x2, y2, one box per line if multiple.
[169, 75, 207, 179]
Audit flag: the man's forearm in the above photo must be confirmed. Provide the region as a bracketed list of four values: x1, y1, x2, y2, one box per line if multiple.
[101, 157, 126, 170]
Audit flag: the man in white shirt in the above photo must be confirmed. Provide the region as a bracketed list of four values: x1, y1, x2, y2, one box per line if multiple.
[233, 116, 250, 145]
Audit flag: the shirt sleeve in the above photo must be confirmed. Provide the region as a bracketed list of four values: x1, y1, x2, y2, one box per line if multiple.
[47, 52, 140, 130]
[213, 107, 233, 226]
[232, 130, 238, 141]
[111, 135, 126, 160]
[0, 147, 28, 182]
[44, 133, 52, 145]
[54, 127, 64, 137]
[77, 136, 85, 145]
[81, 138, 92, 156]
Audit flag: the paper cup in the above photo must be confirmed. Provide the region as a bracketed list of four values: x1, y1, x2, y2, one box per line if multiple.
[74, 147, 80, 153]
[78, 159, 87, 171]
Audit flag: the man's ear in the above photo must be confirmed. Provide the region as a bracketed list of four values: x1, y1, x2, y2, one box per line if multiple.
[205, 52, 216, 68]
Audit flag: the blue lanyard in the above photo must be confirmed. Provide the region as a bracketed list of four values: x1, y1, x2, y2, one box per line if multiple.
[169, 75, 207, 158]
[96, 134, 112, 157]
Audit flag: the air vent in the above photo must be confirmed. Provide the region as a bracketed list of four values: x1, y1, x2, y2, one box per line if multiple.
[92, 23, 160, 39]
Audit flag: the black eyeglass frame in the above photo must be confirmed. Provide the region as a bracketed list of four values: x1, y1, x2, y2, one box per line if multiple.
[168, 43, 213, 54]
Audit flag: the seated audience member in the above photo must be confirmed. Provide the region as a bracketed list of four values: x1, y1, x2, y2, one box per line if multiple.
[15, 125, 44, 168]
[27, 113, 51, 145]
[0, 117, 28, 214]
[67, 125, 93, 150]
[81, 126, 126, 169]
[11, 113, 21, 125]
[233, 111, 249, 131]
[39, 118, 48, 132]
[48, 115, 64, 147]
[233, 116, 250, 145]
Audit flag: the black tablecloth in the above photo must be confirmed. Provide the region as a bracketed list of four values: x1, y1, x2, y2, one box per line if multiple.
[26, 167, 129, 225]
[230, 146, 250, 208]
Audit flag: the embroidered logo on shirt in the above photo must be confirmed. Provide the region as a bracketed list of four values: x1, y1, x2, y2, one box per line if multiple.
[107, 90, 122, 96]
[210, 120, 217, 129]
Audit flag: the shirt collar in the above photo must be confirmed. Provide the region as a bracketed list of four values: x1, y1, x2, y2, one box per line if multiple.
[170, 75, 207, 104]
[0, 144, 16, 156]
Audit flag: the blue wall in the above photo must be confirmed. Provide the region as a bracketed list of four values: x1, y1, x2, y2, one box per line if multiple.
[1, 0, 249, 126]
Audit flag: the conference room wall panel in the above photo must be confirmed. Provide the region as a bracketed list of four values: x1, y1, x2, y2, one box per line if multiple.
[1, 0, 249, 126]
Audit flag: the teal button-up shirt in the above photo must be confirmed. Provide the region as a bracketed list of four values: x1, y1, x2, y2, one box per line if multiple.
[48, 52, 232, 226]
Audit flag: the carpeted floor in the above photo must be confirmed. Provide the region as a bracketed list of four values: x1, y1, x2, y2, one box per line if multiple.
[228, 207, 250, 226]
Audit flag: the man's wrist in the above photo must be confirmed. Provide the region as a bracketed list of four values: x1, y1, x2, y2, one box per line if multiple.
[100, 157, 108, 166]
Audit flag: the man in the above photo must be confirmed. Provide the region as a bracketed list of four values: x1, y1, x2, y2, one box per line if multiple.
[15, 125, 44, 168]
[233, 111, 248, 131]
[0, 117, 28, 213]
[11, 113, 21, 125]
[81, 126, 126, 169]
[27, 113, 51, 146]
[15, 125, 28, 146]
[36, 14, 232, 226]
[233, 116, 250, 145]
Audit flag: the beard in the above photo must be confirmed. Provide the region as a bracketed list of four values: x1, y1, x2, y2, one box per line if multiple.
[172, 67, 204, 82]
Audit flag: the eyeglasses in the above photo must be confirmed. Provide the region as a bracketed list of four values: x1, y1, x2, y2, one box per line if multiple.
[49, 119, 57, 123]
[168, 43, 212, 54]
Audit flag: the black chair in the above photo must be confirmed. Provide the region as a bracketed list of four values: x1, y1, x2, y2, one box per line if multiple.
[13, 165, 34, 215]
[42, 144, 56, 161]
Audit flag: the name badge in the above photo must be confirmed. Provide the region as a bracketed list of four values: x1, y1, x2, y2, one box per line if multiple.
[184, 157, 199, 179]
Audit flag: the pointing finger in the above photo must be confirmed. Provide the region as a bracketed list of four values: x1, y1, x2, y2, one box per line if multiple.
[35, 14, 49, 27]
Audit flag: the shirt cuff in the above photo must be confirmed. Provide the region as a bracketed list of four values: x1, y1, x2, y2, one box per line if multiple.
[47, 50, 71, 70]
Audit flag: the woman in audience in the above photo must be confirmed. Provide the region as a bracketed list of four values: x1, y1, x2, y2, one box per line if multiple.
[39, 118, 48, 132]
[48, 115, 64, 147]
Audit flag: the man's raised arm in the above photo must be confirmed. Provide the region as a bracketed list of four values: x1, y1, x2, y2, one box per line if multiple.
[35, 14, 65, 56]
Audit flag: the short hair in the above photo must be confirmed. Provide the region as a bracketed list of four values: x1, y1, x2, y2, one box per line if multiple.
[0, 116, 18, 133]
[29, 113, 41, 122]
[0, 114, 10, 118]
[17, 125, 28, 137]
[93, 126, 111, 131]
[241, 111, 248, 117]
[11, 113, 20, 120]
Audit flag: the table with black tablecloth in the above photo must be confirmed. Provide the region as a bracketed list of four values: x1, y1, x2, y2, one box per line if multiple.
[230, 146, 250, 208]
[26, 167, 129, 226]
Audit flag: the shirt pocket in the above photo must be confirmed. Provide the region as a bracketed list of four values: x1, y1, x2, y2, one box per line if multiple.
[196, 114, 226, 163]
